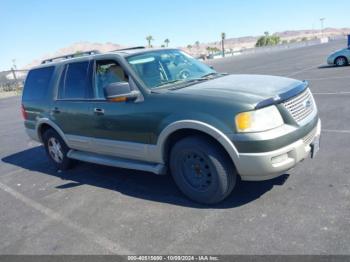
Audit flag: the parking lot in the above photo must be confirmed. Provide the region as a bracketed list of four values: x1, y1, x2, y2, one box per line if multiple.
[0, 39, 349, 255]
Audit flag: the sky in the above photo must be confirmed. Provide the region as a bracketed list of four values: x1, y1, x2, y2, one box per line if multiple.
[0, 0, 349, 71]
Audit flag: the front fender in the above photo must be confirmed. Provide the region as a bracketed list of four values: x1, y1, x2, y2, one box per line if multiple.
[151, 120, 239, 166]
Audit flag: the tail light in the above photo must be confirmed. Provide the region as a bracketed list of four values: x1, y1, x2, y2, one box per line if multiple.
[21, 104, 28, 120]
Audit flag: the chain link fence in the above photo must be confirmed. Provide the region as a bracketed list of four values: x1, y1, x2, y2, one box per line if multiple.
[0, 70, 28, 95]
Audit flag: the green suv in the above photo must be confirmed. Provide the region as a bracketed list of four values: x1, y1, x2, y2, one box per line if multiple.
[22, 48, 321, 204]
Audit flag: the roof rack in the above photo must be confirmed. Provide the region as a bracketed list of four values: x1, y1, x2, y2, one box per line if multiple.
[112, 46, 146, 52]
[41, 50, 100, 64]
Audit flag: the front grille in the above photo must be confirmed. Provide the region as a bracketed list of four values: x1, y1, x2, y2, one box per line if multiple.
[282, 88, 315, 124]
[303, 126, 317, 145]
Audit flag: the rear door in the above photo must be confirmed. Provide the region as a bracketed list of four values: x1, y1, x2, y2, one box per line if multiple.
[51, 61, 94, 150]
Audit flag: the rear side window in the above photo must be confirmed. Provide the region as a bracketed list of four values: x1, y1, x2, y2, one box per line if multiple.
[22, 66, 55, 101]
[58, 61, 93, 99]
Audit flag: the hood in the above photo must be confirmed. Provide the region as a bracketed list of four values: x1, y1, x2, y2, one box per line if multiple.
[172, 74, 306, 107]
[330, 48, 348, 56]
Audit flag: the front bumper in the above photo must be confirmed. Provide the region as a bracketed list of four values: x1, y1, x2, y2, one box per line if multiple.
[327, 56, 335, 65]
[236, 119, 321, 181]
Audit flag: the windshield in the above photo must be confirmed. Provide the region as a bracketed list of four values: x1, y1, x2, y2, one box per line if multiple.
[126, 50, 216, 89]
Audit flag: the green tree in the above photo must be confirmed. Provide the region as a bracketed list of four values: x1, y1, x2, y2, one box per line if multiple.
[164, 38, 170, 47]
[187, 44, 193, 51]
[74, 51, 83, 57]
[255, 32, 281, 47]
[146, 35, 154, 48]
[213, 47, 220, 53]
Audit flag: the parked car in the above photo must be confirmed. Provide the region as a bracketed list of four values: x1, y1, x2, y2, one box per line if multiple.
[22, 48, 321, 204]
[327, 47, 350, 66]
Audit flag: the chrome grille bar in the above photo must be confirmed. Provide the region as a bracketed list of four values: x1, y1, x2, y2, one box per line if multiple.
[282, 88, 315, 124]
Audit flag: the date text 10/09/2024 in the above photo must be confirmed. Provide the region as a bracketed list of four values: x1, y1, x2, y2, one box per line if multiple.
[127, 256, 219, 261]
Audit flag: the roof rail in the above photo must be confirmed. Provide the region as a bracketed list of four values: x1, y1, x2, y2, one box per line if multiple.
[112, 46, 146, 52]
[41, 50, 100, 64]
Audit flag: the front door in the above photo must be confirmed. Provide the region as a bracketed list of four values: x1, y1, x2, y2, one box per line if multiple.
[87, 59, 152, 160]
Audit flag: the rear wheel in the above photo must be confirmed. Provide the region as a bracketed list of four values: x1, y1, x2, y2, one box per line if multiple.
[335, 56, 348, 66]
[170, 136, 236, 204]
[43, 129, 73, 170]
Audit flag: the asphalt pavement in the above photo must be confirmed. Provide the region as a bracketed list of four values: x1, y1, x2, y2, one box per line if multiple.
[0, 39, 349, 255]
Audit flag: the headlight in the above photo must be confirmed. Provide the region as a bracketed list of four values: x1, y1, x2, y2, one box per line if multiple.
[235, 105, 284, 133]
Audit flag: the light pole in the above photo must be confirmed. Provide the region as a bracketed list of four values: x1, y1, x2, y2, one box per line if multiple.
[11, 59, 18, 87]
[320, 18, 325, 38]
[221, 32, 226, 58]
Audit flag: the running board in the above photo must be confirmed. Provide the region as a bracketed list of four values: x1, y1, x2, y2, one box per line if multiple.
[67, 150, 166, 175]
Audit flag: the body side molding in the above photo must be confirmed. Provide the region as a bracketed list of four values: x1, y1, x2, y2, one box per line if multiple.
[67, 150, 166, 175]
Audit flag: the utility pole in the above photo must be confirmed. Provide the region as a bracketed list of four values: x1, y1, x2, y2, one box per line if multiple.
[11, 59, 18, 90]
[320, 18, 325, 38]
[221, 32, 226, 58]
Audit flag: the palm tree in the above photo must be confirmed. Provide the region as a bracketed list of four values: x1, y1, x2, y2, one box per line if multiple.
[164, 39, 170, 47]
[206, 46, 212, 55]
[146, 35, 154, 48]
[195, 41, 200, 49]
[187, 44, 193, 51]
[221, 32, 226, 57]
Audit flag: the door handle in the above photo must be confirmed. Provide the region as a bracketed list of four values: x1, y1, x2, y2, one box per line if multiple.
[94, 108, 105, 115]
[51, 107, 60, 114]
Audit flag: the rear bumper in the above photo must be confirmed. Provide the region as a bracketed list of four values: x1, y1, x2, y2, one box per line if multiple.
[236, 119, 321, 181]
[25, 127, 40, 142]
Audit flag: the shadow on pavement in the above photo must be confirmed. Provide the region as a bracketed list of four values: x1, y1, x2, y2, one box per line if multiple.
[318, 65, 340, 69]
[2, 146, 290, 209]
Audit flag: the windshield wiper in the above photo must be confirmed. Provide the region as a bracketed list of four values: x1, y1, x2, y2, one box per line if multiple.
[155, 79, 185, 88]
[201, 72, 219, 78]
[160, 73, 227, 91]
[168, 78, 208, 90]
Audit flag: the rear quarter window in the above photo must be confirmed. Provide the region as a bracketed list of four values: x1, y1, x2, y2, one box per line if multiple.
[22, 66, 55, 101]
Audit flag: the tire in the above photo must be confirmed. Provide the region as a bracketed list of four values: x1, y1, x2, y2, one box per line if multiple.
[335, 56, 348, 67]
[169, 136, 236, 204]
[42, 129, 73, 171]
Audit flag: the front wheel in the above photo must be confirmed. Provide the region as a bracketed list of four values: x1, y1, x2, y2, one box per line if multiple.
[335, 56, 348, 67]
[169, 136, 236, 204]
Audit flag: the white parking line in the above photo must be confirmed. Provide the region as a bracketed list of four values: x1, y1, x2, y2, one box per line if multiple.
[0, 181, 132, 254]
[1, 168, 25, 178]
[164, 212, 220, 253]
[308, 76, 350, 81]
[323, 129, 350, 134]
[286, 63, 323, 77]
[313, 92, 350, 95]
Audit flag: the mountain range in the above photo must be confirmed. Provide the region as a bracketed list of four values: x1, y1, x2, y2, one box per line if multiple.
[25, 27, 350, 69]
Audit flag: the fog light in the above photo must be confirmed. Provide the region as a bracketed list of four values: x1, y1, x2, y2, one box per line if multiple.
[271, 153, 288, 165]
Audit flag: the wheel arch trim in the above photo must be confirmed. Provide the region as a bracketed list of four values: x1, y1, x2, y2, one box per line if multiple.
[36, 118, 69, 145]
[155, 120, 240, 164]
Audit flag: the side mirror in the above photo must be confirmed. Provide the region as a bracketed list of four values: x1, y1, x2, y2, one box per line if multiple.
[104, 82, 140, 102]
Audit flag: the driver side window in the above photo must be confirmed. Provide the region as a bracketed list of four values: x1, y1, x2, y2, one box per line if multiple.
[95, 60, 129, 99]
